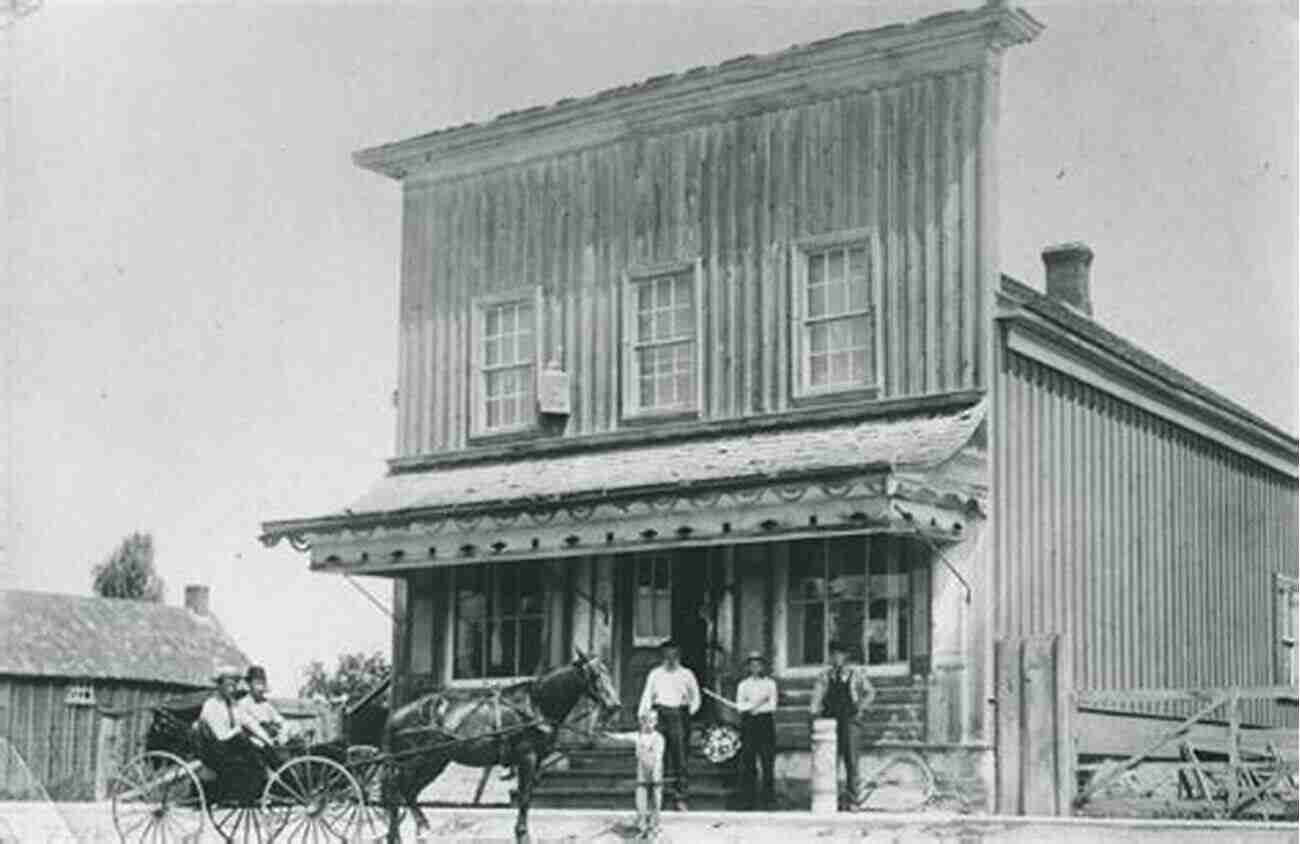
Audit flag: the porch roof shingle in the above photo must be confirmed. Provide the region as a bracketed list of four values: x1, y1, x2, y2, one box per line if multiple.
[340, 401, 983, 521]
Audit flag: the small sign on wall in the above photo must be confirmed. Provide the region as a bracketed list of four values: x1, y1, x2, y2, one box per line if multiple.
[538, 360, 571, 416]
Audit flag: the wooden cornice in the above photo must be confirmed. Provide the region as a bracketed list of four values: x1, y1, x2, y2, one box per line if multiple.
[353, 4, 1043, 184]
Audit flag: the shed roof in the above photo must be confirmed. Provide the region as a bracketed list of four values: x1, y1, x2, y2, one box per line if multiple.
[1000, 275, 1298, 448]
[0, 590, 250, 687]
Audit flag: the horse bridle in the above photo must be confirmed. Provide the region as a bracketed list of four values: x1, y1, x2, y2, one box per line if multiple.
[572, 647, 610, 709]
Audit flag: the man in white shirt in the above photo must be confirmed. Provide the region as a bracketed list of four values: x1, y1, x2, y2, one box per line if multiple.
[199, 665, 275, 800]
[637, 639, 700, 810]
[735, 651, 778, 809]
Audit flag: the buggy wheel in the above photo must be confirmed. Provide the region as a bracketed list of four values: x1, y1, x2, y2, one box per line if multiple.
[857, 750, 935, 812]
[209, 802, 275, 843]
[263, 755, 364, 842]
[110, 750, 206, 843]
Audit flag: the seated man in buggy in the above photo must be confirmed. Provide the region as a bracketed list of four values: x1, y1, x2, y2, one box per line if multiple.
[237, 665, 290, 753]
[197, 665, 279, 802]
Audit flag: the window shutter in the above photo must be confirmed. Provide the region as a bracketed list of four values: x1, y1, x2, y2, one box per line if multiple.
[693, 258, 706, 415]
[788, 244, 805, 398]
[469, 302, 483, 436]
[621, 272, 636, 419]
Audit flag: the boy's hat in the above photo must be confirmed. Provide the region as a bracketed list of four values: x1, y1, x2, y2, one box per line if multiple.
[245, 665, 268, 683]
[659, 638, 679, 650]
[744, 651, 767, 664]
[827, 639, 849, 654]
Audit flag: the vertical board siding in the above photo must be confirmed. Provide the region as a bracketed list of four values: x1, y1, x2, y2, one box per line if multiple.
[396, 70, 987, 457]
[994, 349, 1299, 725]
[0, 678, 186, 800]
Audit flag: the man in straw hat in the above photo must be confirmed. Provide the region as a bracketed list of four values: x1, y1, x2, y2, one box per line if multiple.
[198, 664, 275, 798]
[735, 651, 778, 809]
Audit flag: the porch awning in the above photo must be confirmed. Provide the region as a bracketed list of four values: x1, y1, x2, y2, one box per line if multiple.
[262, 401, 987, 575]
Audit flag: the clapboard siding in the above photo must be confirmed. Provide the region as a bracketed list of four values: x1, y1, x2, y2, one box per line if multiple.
[992, 348, 1299, 725]
[394, 70, 991, 458]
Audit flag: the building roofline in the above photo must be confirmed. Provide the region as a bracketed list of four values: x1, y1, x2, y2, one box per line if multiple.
[999, 275, 1298, 465]
[352, 3, 1042, 183]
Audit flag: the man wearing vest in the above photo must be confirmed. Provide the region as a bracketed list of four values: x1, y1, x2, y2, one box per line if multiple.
[808, 640, 875, 810]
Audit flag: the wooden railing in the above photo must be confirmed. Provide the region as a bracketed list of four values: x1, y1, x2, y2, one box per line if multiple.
[1072, 685, 1298, 819]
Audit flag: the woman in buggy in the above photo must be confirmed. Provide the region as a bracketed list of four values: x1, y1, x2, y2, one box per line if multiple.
[196, 665, 281, 803]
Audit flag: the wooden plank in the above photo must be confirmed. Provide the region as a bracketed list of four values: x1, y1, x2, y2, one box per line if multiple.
[1055, 634, 1076, 816]
[93, 713, 120, 801]
[995, 637, 1022, 814]
[1077, 686, 1300, 707]
[1021, 635, 1058, 815]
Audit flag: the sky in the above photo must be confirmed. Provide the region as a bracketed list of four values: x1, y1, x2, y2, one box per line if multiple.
[4, 0, 1296, 693]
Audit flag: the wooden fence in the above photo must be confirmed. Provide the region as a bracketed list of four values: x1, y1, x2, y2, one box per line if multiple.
[994, 635, 1298, 819]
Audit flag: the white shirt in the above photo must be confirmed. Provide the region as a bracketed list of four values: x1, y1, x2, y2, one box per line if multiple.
[735, 676, 778, 715]
[638, 665, 701, 717]
[199, 696, 241, 742]
[237, 696, 285, 735]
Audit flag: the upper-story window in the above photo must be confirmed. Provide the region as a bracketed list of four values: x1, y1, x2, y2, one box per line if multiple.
[623, 261, 703, 418]
[472, 290, 542, 436]
[792, 232, 879, 397]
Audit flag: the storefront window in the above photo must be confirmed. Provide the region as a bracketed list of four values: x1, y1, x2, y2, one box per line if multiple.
[787, 537, 915, 667]
[453, 563, 545, 679]
[634, 556, 673, 645]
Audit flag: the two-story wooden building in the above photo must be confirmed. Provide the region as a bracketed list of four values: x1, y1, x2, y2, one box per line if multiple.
[262, 0, 1298, 812]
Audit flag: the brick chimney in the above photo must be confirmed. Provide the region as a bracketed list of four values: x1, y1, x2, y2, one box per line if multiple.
[1042, 242, 1094, 316]
[184, 584, 211, 616]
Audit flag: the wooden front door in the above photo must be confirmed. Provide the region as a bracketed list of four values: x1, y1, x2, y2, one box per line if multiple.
[615, 549, 715, 726]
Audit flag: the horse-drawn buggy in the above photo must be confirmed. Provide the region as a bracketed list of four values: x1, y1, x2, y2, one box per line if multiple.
[109, 689, 380, 842]
[107, 649, 621, 843]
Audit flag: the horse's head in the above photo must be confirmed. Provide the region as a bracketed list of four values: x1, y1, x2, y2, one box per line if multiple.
[573, 647, 620, 716]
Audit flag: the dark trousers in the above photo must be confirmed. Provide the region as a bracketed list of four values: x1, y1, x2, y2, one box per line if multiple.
[835, 716, 860, 803]
[739, 713, 775, 809]
[655, 705, 689, 801]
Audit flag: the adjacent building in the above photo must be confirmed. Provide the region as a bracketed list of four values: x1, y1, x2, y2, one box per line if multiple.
[0, 586, 247, 800]
[261, 1, 1298, 811]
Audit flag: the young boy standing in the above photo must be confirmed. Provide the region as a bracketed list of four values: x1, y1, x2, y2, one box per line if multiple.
[610, 710, 667, 837]
[734, 651, 778, 810]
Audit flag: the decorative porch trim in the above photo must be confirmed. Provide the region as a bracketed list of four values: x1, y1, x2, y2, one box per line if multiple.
[293, 474, 976, 577]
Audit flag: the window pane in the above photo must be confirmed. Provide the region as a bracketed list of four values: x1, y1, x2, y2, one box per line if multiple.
[826, 279, 847, 316]
[519, 618, 544, 676]
[809, 354, 828, 387]
[654, 595, 671, 639]
[827, 249, 845, 284]
[809, 324, 829, 354]
[830, 599, 864, 662]
[653, 559, 670, 590]
[801, 602, 825, 665]
[830, 351, 850, 384]
[497, 564, 517, 616]
[518, 564, 543, 615]
[455, 620, 483, 678]
[487, 619, 515, 677]
[808, 283, 827, 319]
[674, 304, 692, 337]
[809, 253, 824, 287]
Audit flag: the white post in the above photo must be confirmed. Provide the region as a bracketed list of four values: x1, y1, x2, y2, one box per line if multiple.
[810, 718, 838, 814]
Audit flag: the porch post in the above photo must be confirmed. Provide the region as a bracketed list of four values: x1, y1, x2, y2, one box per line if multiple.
[810, 718, 838, 814]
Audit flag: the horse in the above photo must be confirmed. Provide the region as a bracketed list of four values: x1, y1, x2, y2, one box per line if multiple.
[380, 648, 621, 842]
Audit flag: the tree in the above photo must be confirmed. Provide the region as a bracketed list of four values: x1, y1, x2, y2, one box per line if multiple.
[91, 532, 165, 601]
[299, 651, 390, 707]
